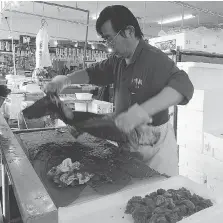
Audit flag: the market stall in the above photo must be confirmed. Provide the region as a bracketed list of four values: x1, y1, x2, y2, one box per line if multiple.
[2, 1, 223, 223]
[2, 113, 223, 223]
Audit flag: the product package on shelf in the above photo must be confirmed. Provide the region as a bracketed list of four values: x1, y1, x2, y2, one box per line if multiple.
[150, 28, 223, 54]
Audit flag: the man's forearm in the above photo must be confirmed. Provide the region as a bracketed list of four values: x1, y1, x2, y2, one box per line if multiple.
[141, 86, 184, 116]
[67, 69, 90, 84]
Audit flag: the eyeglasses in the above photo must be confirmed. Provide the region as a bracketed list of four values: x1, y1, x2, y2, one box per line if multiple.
[104, 30, 122, 46]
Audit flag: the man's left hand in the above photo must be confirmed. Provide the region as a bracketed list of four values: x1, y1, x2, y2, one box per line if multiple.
[115, 104, 152, 133]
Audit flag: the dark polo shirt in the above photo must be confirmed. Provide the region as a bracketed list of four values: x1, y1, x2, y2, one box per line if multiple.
[86, 39, 194, 126]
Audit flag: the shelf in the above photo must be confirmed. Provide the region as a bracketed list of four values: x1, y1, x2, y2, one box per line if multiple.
[0, 51, 13, 55]
[177, 50, 223, 58]
[163, 49, 223, 59]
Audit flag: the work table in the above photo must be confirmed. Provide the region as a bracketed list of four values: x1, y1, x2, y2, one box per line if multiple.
[0, 113, 166, 222]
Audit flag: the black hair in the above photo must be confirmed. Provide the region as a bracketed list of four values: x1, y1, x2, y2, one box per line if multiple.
[96, 5, 143, 39]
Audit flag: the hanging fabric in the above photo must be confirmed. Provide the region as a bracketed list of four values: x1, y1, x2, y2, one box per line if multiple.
[35, 18, 52, 69]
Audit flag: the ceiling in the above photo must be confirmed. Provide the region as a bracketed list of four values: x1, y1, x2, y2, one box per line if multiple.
[1, 1, 223, 41]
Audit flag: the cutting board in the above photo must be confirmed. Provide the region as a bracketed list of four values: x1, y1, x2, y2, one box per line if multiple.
[32, 140, 90, 207]
[15, 129, 164, 208]
[33, 158, 87, 208]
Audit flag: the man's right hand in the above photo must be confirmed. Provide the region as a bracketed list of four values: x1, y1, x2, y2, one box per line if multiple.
[44, 75, 71, 94]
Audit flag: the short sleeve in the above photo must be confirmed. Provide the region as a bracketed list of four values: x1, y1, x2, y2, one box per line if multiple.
[86, 55, 117, 86]
[167, 65, 194, 105]
[148, 47, 194, 105]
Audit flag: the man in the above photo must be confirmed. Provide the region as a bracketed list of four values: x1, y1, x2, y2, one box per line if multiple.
[45, 5, 194, 176]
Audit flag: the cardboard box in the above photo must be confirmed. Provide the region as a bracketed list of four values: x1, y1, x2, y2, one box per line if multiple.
[177, 128, 203, 153]
[177, 107, 204, 132]
[203, 132, 215, 157]
[149, 32, 202, 51]
[204, 130, 223, 162]
[178, 62, 223, 91]
[207, 176, 223, 195]
[179, 134, 223, 183]
[179, 165, 207, 184]
[181, 89, 204, 112]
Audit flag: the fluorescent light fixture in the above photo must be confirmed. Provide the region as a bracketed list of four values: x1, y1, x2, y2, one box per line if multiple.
[158, 14, 195, 24]
[11, 1, 20, 8]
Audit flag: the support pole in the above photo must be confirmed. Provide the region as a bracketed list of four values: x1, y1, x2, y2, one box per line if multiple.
[12, 37, 16, 75]
[5, 9, 87, 26]
[83, 11, 90, 68]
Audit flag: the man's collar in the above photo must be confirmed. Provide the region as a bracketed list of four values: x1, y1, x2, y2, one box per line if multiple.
[129, 39, 146, 64]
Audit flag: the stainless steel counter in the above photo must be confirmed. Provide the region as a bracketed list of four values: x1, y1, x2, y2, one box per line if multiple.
[0, 113, 166, 223]
[0, 113, 58, 222]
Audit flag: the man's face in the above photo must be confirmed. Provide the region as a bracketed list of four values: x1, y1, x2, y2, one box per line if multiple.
[101, 20, 130, 58]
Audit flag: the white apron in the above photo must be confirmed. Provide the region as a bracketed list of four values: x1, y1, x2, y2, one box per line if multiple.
[124, 122, 179, 177]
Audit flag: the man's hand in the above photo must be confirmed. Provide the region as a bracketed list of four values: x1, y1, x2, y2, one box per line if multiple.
[115, 104, 152, 133]
[44, 75, 71, 94]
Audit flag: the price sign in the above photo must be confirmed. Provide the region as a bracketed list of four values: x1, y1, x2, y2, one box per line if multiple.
[20, 35, 36, 45]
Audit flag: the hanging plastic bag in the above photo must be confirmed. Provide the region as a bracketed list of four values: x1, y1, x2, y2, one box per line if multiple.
[36, 23, 52, 69]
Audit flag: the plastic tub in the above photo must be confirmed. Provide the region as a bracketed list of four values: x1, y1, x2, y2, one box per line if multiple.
[75, 93, 93, 100]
